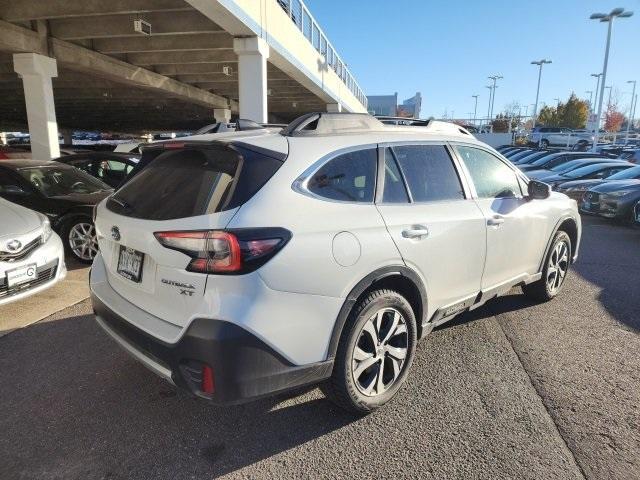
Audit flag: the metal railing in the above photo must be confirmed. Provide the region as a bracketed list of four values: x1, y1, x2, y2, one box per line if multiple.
[276, 0, 367, 109]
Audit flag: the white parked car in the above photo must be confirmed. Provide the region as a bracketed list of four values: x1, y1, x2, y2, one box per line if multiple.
[91, 113, 581, 413]
[528, 127, 594, 150]
[0, 198, 66, 306]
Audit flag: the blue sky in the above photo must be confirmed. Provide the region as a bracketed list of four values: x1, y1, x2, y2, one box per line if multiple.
[305, 0, 640, 120]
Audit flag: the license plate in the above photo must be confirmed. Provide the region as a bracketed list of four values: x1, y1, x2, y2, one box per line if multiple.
[584, 201, 591, 209]
[117, 246, 144, 283]
[7, 263, 37, 287]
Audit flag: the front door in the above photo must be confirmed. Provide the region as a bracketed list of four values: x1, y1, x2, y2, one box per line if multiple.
[453, 145, 548, 293]
[376, 144, 486, 319]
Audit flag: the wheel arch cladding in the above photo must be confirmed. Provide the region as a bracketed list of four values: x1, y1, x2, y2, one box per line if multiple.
[557, 218, 578, 258]
[327, 266, 427, 360]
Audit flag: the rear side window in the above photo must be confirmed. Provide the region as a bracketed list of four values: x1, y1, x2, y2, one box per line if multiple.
[392, 144, 465, 202]
[107, 145, 282, 220]
[307, 148, 377, 202]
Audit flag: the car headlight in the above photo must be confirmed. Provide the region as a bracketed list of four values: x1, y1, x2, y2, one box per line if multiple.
[38, 214, 53, 243]
[607, 190, 634, 197]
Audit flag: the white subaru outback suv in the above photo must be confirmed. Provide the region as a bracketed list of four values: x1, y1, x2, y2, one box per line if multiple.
[91, 113, 581, 413]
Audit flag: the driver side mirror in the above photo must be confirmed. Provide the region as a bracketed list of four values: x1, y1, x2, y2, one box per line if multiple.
[527, 180, 550, 200]
[0, 185, 28, 196]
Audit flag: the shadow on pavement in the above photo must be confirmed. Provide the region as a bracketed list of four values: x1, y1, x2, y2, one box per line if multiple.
[571, 218, 640, 331]
[0, 313, 357, 479]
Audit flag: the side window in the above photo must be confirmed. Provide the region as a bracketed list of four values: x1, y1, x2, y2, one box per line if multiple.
[456, 146, 522, 199]
[0, 170, 28, 195]
[392, 144, 464, 202]
[307, 148, 377, 202]
[382, 149, 409, 203]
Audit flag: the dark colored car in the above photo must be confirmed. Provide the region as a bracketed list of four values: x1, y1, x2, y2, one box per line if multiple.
[581, 180, 640, 222]
[0, 160, 112, 262]
[510, 150, 556, 165]
[634, 199, 640, 225]
[518, 152, 607, 171]
[526, 158, 624, 180]
[538, 162, 634, 190]
[55, 152, 140, 188]
[557, 165, 640, 201]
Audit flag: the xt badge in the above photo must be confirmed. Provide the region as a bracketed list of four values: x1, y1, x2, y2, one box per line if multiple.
[161, 278, 196, 296]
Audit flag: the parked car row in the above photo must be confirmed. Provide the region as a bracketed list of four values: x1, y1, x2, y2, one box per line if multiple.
[498, 145, 640, 224]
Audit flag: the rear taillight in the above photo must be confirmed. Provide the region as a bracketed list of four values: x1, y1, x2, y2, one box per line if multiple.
[154, 228, 291, 274]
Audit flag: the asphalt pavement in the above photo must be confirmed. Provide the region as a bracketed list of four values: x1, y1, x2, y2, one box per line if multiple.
[0, 217, 638, 480]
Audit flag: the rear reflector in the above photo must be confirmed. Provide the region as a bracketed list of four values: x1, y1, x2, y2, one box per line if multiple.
[201, 364, 215, 394]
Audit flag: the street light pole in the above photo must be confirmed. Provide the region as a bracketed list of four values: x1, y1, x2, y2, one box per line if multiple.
[531, 59, 551, 126]
[590, 8, 633, 152]
[591, 73, 603, 113]
[486, 85, 493, 125]
[625, 80, 636, 144]
[605, 85, 613, 110]
[488, 75, 502, 122]
[472, 94, 479, 126]
[586, 90, 593, 109]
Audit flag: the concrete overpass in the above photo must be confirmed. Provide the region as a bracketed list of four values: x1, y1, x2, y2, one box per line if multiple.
[0, 0, 368, 159]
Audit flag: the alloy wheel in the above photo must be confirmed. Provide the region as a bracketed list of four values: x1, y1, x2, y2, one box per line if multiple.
[69, 222, 98, 261]
[351, 307, 408, 397]
[546, 240, 569, 294]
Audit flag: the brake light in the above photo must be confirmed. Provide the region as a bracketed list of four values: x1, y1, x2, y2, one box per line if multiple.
[154, 228, 291, 274]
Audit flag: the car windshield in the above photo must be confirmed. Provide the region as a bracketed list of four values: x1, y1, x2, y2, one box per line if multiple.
[564, 164, 615, 179]
[16, 165, 111, 197]
[530, 153, 561, 166]
[551, 160, 596, 173]
[606, 165, 640, 180]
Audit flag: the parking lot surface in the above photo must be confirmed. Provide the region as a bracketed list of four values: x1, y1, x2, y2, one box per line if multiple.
[0, 217, 638, 480]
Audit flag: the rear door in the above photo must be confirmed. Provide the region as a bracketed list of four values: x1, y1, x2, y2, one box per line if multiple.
[376, 143, 486, 318]
[95, 143, 283, 328]
[452, 144, 549, 292]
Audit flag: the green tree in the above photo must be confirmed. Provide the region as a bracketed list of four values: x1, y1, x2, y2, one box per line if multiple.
[536, 105, 560, 126]
[559, 93, 589, 128]
[535, 93, 589, 128]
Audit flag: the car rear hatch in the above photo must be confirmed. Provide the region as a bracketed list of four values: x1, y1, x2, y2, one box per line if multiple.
[95, 140, 286, 328]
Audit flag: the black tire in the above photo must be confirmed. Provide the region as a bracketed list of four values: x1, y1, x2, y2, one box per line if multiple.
[540, 139, 550, 149]
[522, 231, 571, 302]
[321, 289, 417, 414]
[60, 215, 98, 264]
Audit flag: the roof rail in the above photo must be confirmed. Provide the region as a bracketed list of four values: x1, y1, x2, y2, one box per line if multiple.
[281, 112, 474, 138]
[281, 112, 385, 137]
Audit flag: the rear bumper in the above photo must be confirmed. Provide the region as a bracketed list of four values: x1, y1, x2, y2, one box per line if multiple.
[91, 286, 333, 405]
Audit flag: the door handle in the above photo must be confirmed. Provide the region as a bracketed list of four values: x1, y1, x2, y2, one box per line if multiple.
[402, 226, 429, 239]
[487, 215, 505, 226]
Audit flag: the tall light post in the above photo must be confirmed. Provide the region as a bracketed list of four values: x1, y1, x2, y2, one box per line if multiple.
[625, 80, 636, 143]
[604, 85, 613, 110]
[531, 59, 551, 126]
[590, 8, 634, 151]
[554, 97, 561, 107]
[586, 90, 593, 109]
[488, 75, 503, 126]
[591, 73, 603, 112]
[472, 94, 479, 126]
[485, 85, 493, 128]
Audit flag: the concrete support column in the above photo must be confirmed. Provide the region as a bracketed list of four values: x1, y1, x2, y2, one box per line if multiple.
[327, 103, 343, 113]
[214, 108, 231, 123]
[13, 53, 60, 160]
[233, 37, 269, 123]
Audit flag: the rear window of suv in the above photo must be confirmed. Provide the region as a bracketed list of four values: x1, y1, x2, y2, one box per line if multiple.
[107, 144, 283, 220]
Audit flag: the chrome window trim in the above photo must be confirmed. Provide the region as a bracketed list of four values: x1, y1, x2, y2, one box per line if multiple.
[291, 143, 379, 205]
